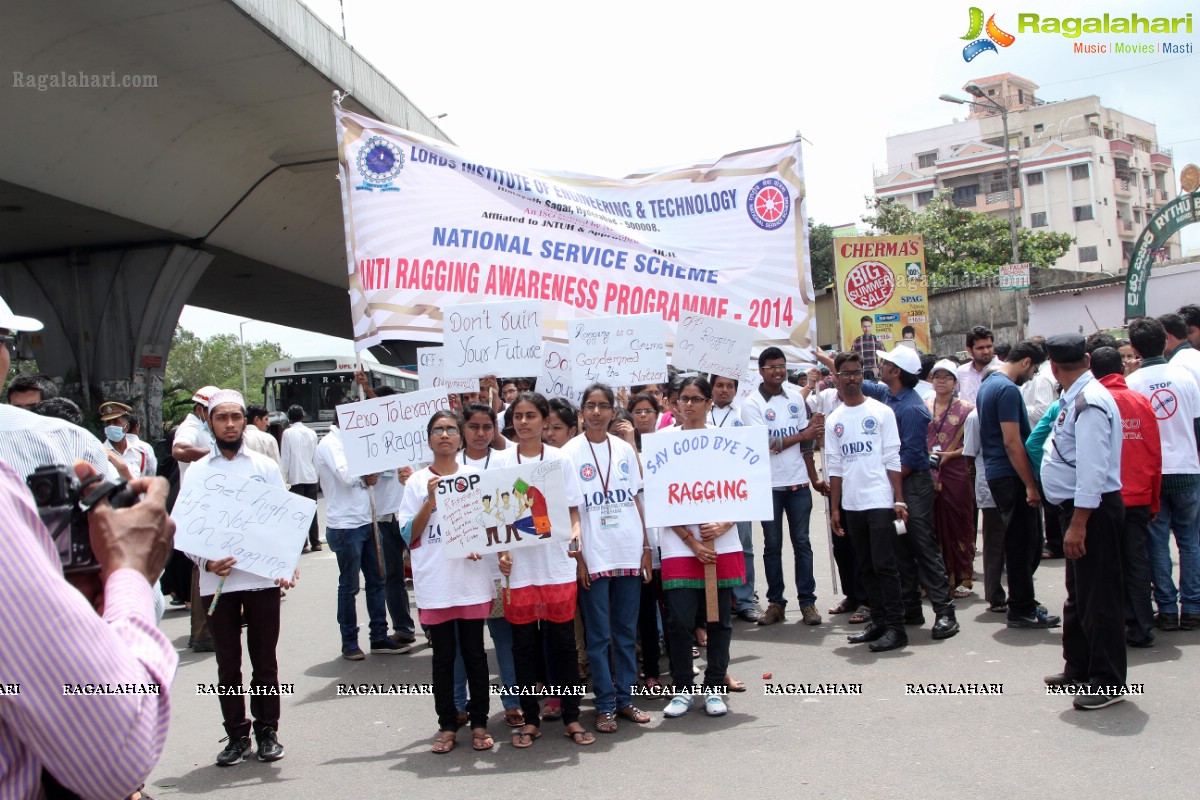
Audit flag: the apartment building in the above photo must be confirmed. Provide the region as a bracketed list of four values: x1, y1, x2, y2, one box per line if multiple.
[873, 73, 1180, 274]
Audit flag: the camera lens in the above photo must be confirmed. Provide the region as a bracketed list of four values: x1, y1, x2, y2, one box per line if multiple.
[32, 481, 52, 503]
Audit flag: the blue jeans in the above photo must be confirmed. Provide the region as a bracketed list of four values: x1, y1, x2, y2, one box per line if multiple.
[454, 617, 519, 711]
[761, 487, 815, 608]
[578, 575, 641, 715]
[731, 521, 757, 612]
[1146, 486, 1200, 615]
[377, 518, 415, 637]
[325, 524, 388, 648]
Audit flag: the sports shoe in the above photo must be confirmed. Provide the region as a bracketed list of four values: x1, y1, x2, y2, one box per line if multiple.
[800, 605, 822, 626]
[215, 736, 252, 766]
[757, 603, 786, 626]
[663, 694, 693, 718]
[1044, 672, 1083, 687]
[704, 693, 728, 716]
[370, 638, 412, 654]
[256, 727, 285, 761]
[342, 645, 366, 661]
[1073, 693, 1125, 711]
[390, 631, 418, 645]
[1007, 607, 1061, 629]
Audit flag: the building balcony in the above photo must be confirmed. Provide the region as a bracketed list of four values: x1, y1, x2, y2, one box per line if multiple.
[952, 188, 1022, 213]
[1150, 149, 1173, 168]
[1117, 218, 1136, 238]
[1114, 178, 1132, 198]
[1110, 139, 1134, 155]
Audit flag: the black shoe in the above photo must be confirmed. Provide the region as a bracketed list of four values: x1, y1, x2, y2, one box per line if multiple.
[370, 638, 412, 655]
[256, 727, 285, 761]
[1007, 608, 1061, 629]
[847, 622, 888, 644]
[216, 736, 252, 766]
[311, 543, 323, 551]
[736, 608, 761, 623]
[1155, 612, 1181, 631]
[192, 640, 215, 653]
[868, 628, 908, 652]
[342, 645, 366, 661]
[390, 632, 418, 645]
[904, 612, 926, 626]
[1044, 672, 1083, 686]
[1179, 613, 1200, 631]
[931, 614, 960, 640]
[1073, 693, 1125, 711]
[1126, 636, 1156, 648]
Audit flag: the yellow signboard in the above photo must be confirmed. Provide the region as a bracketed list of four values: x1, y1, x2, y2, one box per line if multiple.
[834, 236, 931, 362]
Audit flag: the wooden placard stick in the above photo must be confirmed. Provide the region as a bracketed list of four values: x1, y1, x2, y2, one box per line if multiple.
[704, 561, 719, 623]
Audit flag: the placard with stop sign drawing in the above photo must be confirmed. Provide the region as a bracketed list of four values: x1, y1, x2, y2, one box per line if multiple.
[437, 460, 573, 559]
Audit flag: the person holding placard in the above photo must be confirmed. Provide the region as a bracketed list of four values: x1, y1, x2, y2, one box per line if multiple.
[824, 355, 909, 653]
[564, 384, 654, 734]
[185, 390, 299, 766]
[397, 410, 495, 755]
[660, 377, 744, 718]
[495, 392, 594, 747]
[709, 373, 759, 624]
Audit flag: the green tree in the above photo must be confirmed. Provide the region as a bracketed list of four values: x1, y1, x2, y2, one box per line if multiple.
[808, 219, 836, 290]
[163, 326, 288, 426]
[863, 190, 1075, 286]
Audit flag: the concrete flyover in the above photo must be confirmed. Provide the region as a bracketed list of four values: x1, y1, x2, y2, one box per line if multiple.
[0, 0, 447, 433]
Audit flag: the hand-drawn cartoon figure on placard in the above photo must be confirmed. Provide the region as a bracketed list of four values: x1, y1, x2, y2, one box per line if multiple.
[481, 494, 502, 547]
[513, 477, 551, 538]
[499, 491, 522, 544]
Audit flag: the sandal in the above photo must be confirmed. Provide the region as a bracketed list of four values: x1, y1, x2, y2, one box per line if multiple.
[595, 712, 618, 734]
[643, 677, 662, 694]
[692, 646, 700, 658]
[504, 708, 525, 728]
[952, 585, 975, 599]
[848, 605, 871, 625]
[471, 729, 494, 751]
[988, 602, 1008, 613]
[509, 726, 540, 749]
[617, 705, 650, 724]
[564, 725, 596, 746]
[725, 675, 746, 692]
[431, 732, 456, 754]
[542, 699, 563, 720]
[828, 598, 855, 615]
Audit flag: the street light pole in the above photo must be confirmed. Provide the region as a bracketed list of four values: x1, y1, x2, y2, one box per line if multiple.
[238, 320, 249, 395]
[941, 87, 1024, 338]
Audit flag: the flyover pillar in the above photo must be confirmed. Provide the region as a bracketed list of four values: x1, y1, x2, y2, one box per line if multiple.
[1, 244, 212, 438]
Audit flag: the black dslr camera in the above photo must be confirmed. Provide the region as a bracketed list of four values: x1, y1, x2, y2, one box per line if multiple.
[27, 465, 139, 573]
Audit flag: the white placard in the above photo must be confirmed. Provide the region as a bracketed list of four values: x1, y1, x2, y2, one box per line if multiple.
[172, 469, 316, 582]
[438, 461, 573, 559]
[539, 343, 583, 404]
[570, 313, 668, 391]
[443, 299, 543, 379]
[737, 365, 763, 404]
[673, 313, 757, 380]
[336, 388, 451, 475]
[642, 426, 773, 527]
[417, 346, 479, 393]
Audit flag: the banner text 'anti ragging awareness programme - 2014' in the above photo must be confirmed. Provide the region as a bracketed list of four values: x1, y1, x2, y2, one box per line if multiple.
[333, 103, 817, 355]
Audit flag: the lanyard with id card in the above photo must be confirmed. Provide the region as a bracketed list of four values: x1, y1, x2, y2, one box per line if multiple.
[588, 437, 620, 530]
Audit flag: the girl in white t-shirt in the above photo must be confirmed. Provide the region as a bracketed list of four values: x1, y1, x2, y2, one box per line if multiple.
[496, 392, 594, 747]
[563, 384, 653, 734]
[397, 410, 494, 755]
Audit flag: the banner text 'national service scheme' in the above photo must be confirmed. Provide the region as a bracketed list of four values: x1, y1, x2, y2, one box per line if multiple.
[335, 105, 815, 351]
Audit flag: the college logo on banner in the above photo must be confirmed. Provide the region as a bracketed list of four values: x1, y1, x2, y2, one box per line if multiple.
[355, 136, 404, 192]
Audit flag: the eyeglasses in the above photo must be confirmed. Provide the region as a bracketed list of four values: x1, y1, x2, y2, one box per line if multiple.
[430, 426, 461, 437]
[837, 370, 864, 379]
[930, 373, 956, 381]
[631, 408, 657, 416]
[761, 364, 787, 372]
[583, 403, 613, 412]
[677, 396, 709, 405]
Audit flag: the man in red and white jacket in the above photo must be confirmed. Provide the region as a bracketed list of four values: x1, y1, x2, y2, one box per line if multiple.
[1091, 346, 1162, 648]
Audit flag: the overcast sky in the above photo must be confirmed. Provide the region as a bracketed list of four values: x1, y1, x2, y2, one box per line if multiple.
[182, 0, 1199, 357]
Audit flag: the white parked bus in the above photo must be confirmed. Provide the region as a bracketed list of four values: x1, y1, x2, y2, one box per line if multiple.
[263, 357, 418, 436]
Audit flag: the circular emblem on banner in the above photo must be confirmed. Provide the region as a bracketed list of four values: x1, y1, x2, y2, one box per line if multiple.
[845, 261, 896, 311]
[356, 136, 404, 188]
[1150, 388, 1178, 420]
[765, 409, 777, 422]
[833, 423, 845, 438]
[746, 178, 791, 231]
[862, 416, 879, 434]
[453, 476, 470, 492]
[580, 463, 597, 481]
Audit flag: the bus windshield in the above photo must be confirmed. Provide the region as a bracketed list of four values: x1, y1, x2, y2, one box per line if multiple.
[266, 373, 359, 424]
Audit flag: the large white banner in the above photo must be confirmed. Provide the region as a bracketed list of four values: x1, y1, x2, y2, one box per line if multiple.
[334, 104, 816, 354]
[642, 426, 774, 527]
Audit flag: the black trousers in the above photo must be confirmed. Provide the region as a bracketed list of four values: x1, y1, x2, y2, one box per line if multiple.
[846, 509, 905, 628]
[665, 587, 732, 690]
[896, 471, 955, 617]
[512, 619, 582, 727]
[988, 475, 1044, 618]
[981, 508, 1007, 608]
[289, 483, 320, 549]
[429, 618, 489, 731]
[1059, 493, 1127, 690]
[832, 505, 869, 607]
[1122, 505, 1155, 646]
[1039, 477, 1064, 556]
[637, 570, 665, 680]
[205, 587, 281, 739]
